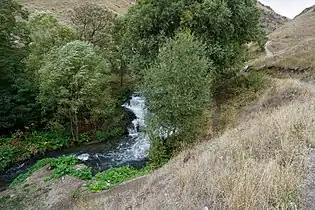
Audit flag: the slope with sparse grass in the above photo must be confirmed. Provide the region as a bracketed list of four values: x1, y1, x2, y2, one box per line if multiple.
[253, 6, 315, 73]
[69, 78, 313, 210]
[257, 1, 289, 34]
[2, 77, 313, 210]
[17, 0, 134, 23]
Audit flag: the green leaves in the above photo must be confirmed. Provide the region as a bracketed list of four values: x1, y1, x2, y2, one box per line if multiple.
[143, 32, 213, 151]
[124, 0, 262, 75]
[88, 166, 151, 192]
[38, 40, 114, 140]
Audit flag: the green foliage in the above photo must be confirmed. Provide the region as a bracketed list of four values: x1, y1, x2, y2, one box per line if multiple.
[143, 32, 213, 151]
[38, 40, 115, 141]
[88, 166, 151, 192]
[47, 156, 92, 181]
[94, 130, 122, 142]
[0, 145, 18, 171]
[10, 158, 53, 187]
[10, 156, 149, 193]
[24, 131, 70, 152]
[27, 11, 77, 71]
[10, 156, 93, 187]
[124, 0, 263, 76]
[148, 138, 170, 169]
[0, 131, 69, 172]
[0, 0, 39, 133]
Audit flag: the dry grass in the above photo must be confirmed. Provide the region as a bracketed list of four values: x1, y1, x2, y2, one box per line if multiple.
[73, 78, 315, 210]
[16, 0, 134, 23]
[254, 8, 315, 69]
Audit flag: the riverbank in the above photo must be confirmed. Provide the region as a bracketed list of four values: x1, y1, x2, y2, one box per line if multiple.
[0, 94, 149, 192]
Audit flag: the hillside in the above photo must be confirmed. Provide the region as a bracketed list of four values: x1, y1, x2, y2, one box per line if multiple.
[1, 78, 313, 209]
[17, 0, 133, 21]
[254, 5, 315, 72]
[257, 1, 289, 34]
[17, 0, 287, 34]
[2, 1, 315, 209]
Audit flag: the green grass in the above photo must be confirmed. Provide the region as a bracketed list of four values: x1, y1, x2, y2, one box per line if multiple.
[10, 156, 93, 187]
[88, 166, 151, 192]
[10, 155, 151, 193]
[0, 131, 70, 172]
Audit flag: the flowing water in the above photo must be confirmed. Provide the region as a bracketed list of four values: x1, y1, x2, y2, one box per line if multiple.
[0, 94, 150, 191]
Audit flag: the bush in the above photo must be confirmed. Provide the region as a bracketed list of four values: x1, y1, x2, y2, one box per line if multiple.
[0, 145, 18, 171]
[24, 131, 70, 152]
[10, 155, 93, 187]
[143, 32, 213, 154]
[47, 156, 92, 181]
[88, 166, 151, 192]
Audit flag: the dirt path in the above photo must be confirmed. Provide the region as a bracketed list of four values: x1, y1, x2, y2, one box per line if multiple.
[264, 41, 274, 57]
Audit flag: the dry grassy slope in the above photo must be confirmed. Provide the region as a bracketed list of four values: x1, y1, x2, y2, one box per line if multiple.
[17, 0, 134, 22]
[69, 78, 314, 210]
[257, 1, 289, 34]
[254, 7, 315, 71]
[18, 0, 285, 33]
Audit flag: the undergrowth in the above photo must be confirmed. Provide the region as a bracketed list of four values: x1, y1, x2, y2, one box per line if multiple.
[88, 166, 152, 192]
[10, 155, 152, 193]
[10, 156, 93, 187]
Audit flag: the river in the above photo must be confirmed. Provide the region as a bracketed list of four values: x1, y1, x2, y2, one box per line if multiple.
[0, 94, 150, 191]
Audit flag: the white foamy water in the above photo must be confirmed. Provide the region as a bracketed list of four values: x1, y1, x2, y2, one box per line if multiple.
[75, 94, 150, 170]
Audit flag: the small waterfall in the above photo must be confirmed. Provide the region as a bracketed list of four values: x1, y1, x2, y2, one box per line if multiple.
[76, 93, 150, 170]
[0, 94, 150, 191]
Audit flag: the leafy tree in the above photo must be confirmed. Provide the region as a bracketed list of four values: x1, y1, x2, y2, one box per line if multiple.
[27, 11, 77, 72]
[124, 0, 263, 87]
[38, 41, 114, 141]
[0, 0, 35, 133]
[107, 18, 130, 88]
[70, 3, 117, 48]
[143, 33, 213, 152]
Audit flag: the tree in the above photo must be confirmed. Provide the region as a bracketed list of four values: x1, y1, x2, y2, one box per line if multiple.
[143, 32, 213, 152]
[107, 18, 130, 88]
[70, 3, 117, 48]
[124, 0, 263, 87]
[38, 41, 114, 141]
[0, 0, 35, 133]
[27, 11, 77, 72]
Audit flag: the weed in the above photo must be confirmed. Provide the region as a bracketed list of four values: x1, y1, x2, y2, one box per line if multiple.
[88, 166, 151, 192]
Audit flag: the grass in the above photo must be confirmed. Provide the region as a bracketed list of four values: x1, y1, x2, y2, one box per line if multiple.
[253, 8, 315, 71]
[0, 131, 70, 172]
[73, 78, 314, 209]
[10, 155, 151, 194]
[16, 0, 133, 23]
[10, 155, 93, 187]
[88, 166, 151, 192]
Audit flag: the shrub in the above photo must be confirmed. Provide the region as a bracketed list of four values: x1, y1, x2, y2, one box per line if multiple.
[88, 166, 151, 192]
[143, 32, 213, 154]
[0, 145, 18, 171]
[10, 155, 93, 187]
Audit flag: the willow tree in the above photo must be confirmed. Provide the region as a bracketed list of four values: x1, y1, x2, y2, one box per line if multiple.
[143, 33, 213, 152]
[38, 41, 114, 141]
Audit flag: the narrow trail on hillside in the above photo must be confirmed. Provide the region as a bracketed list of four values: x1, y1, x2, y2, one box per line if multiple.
[264, 41, 274, 57]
